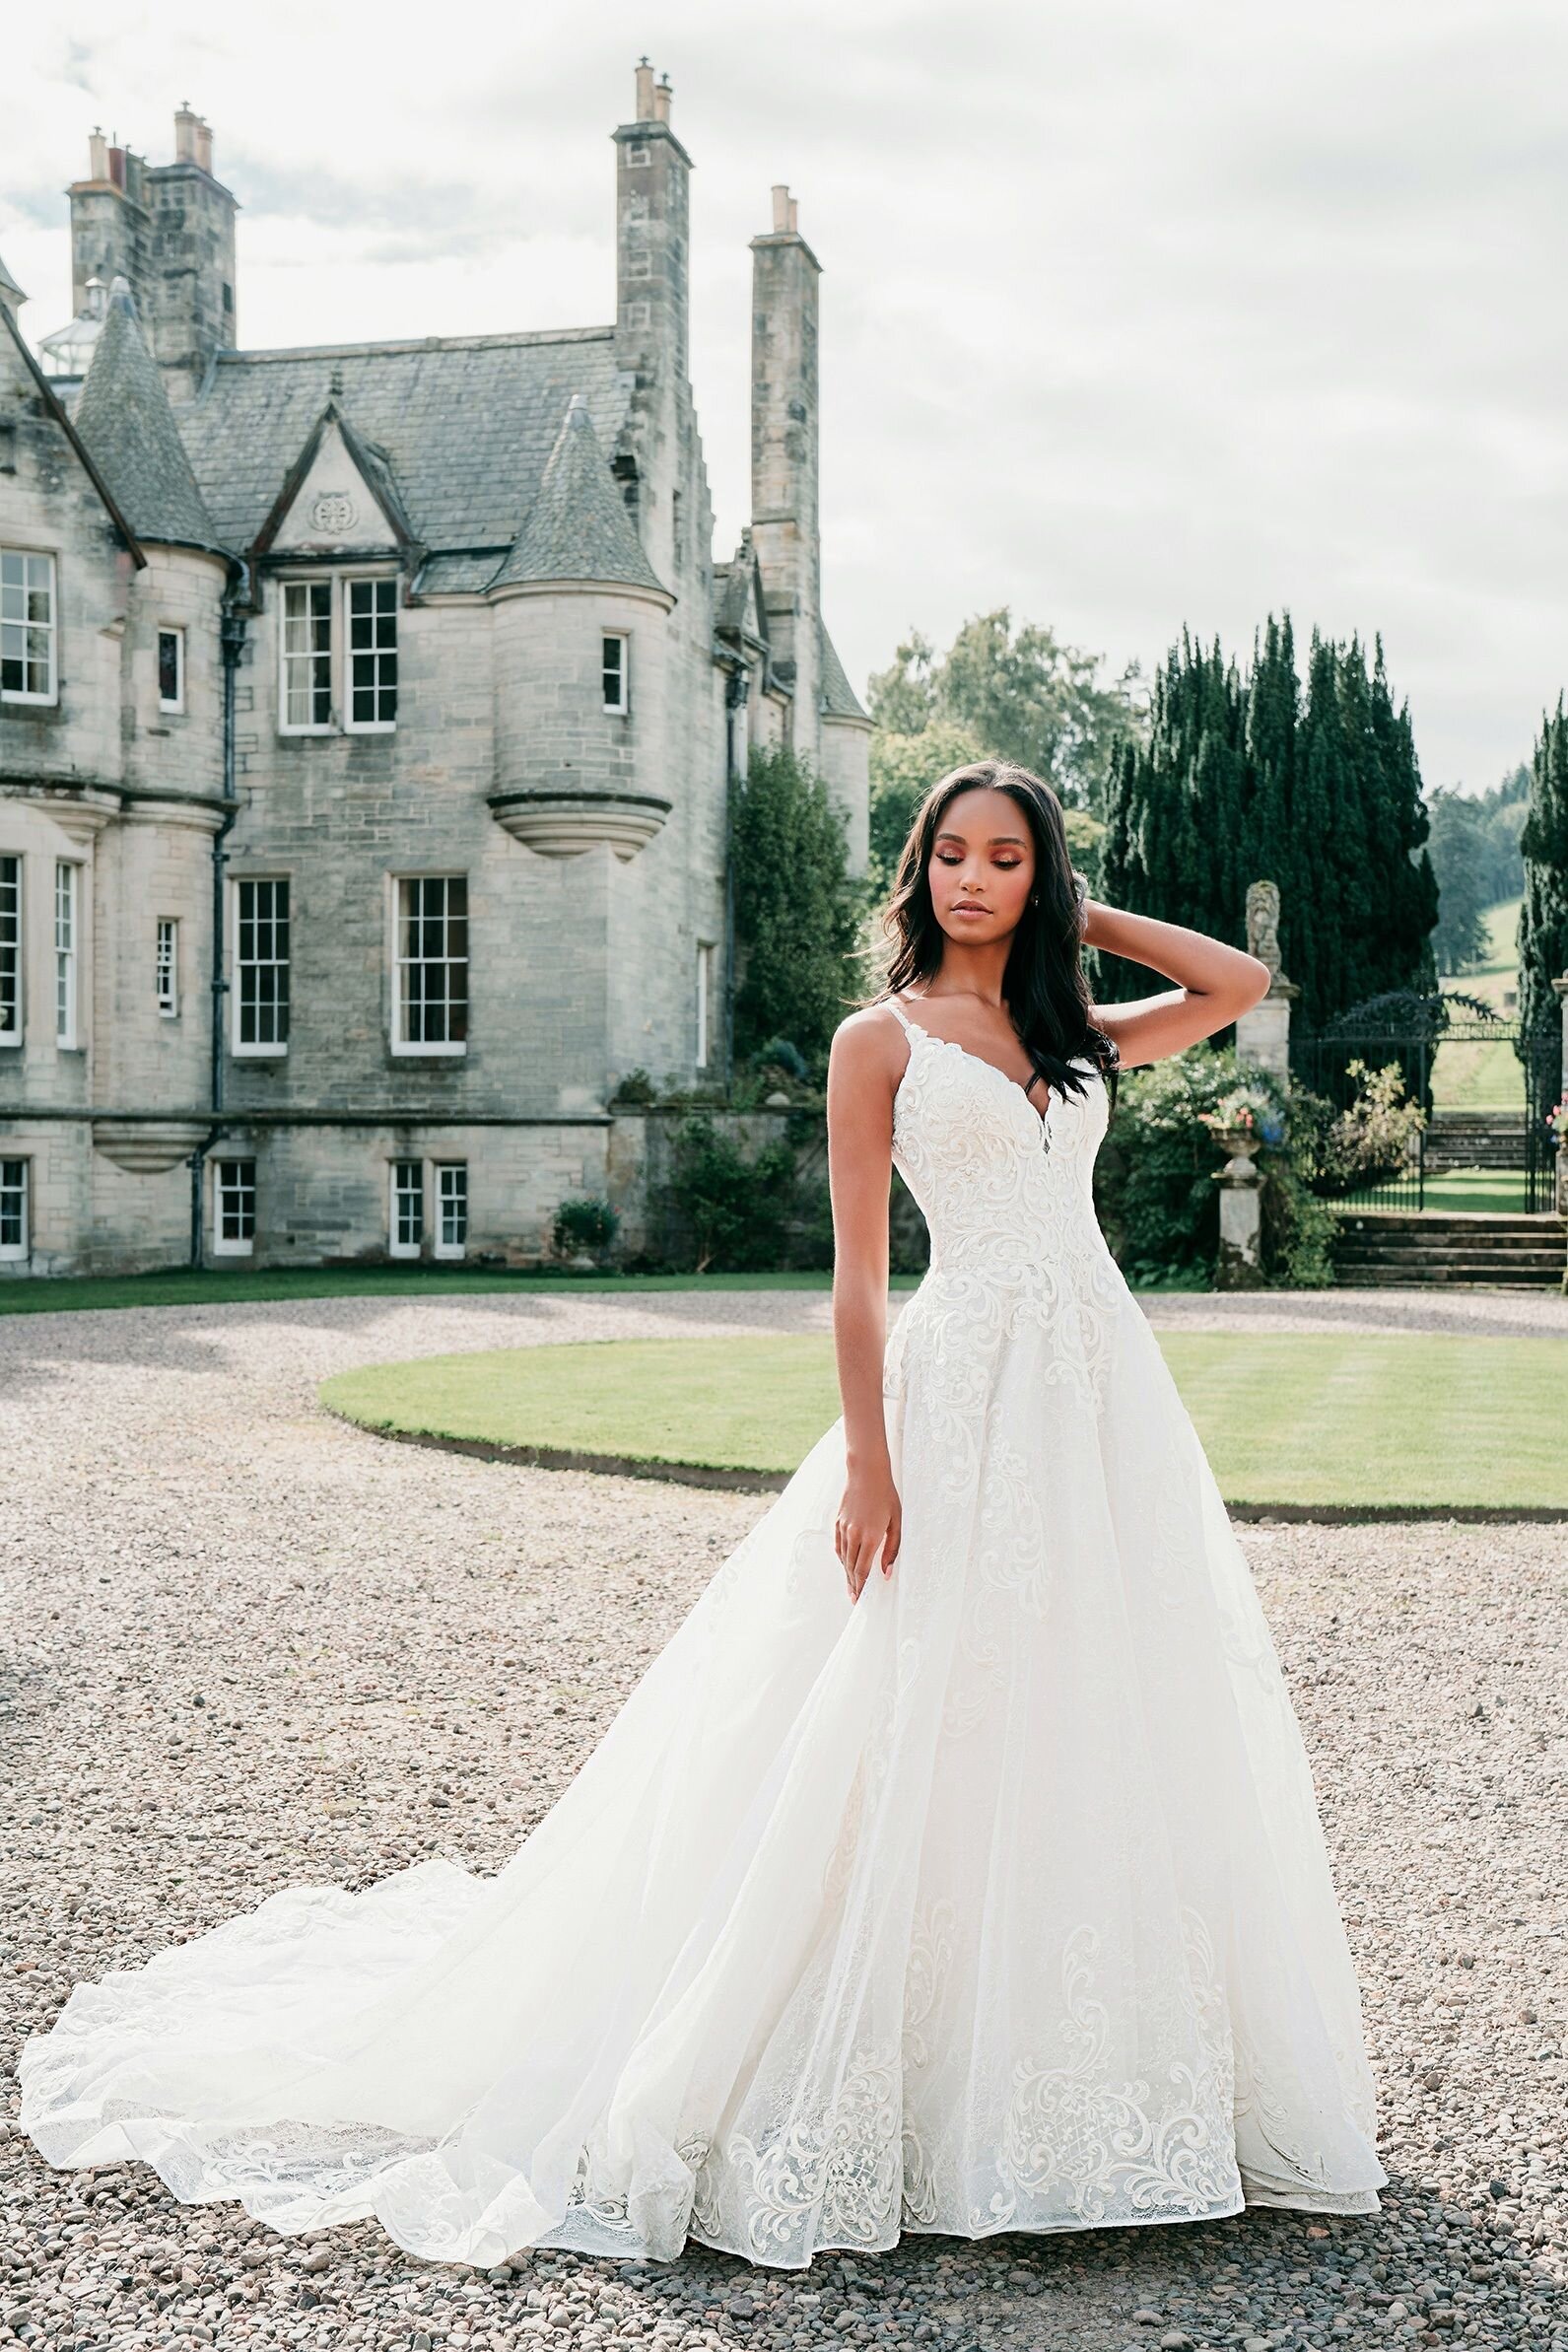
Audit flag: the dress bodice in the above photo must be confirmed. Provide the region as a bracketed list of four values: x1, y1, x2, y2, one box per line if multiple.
[886, 994, 1112, 1281]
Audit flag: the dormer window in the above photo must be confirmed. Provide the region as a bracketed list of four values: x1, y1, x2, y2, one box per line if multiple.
[278, 574, 399, 735]
[346, 578, 397, 730]
[281, 582, 332, 730]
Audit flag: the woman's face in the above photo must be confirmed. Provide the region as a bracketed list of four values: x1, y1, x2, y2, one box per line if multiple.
[926, 785, 1038, 945]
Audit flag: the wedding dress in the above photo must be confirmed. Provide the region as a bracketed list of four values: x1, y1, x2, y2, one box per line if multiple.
[19, 991, 1388, 2267]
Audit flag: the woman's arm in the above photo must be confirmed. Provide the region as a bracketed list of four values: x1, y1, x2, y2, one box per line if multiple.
[824, 1011, 905, 1601]
[1084, 898, 1270, 1070]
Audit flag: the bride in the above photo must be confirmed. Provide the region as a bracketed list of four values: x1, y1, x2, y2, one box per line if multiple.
[19, 757, 1388, 2268]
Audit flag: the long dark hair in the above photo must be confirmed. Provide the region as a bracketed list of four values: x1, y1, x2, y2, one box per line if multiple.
[863, 758, 1120, 1109]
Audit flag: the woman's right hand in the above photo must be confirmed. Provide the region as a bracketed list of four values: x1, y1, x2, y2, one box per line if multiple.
[835, 1460, 902, 1603]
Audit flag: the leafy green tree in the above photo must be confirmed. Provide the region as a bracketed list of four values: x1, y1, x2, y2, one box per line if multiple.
[730, 742, 859, 1072]
[1427, 788, 1495, 973]
[1097, 616, 1438, 1037]
[866, 608, 1143, 813]
[1520, 695, 1568, 1044]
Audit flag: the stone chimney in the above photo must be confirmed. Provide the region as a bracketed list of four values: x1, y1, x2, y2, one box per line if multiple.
[613, 57, 691, 384]
[64, 107, 237, 399]
[610, 58, 693, 578]
[749, 183, 822, 748]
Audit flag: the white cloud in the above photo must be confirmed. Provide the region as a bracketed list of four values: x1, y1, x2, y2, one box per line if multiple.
[4, 0, 1563, 788]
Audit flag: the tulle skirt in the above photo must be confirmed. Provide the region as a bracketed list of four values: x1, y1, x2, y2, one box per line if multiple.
[19, 1276, 1387, 2266]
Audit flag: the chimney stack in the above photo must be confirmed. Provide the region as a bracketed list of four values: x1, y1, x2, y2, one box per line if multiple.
[194, 118, 213, 174]
[634, 58, 656, 120]
[173, 103, 199, 164]
[749, 186, 822, 749]
[651, 72, 673, 124]
[88, 127, 108, 181]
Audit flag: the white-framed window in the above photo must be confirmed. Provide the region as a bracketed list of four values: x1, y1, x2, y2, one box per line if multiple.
[435, 1161, 468, 1259]
[213, 1158, 255, 1256]
[389, 1158, 424, 1257]
[54, 860, 78, 1047]
[280, 581, 333, 731]
[393, 874, 467, 1054]
[346, 578, 398, 730]
[0, 550, 57, 705]
[0, 1158, 28, 1260]
[156, 917, 178, 1017]
[157, 625, 185, 714]
[234, 877, 290, 1054]
[0, 856, 20, 1044]
[696, 939, 715, 1070]
[601, 631, 629, 714]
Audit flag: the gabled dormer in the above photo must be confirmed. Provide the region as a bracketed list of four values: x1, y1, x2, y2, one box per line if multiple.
[251, 401, 418, 566]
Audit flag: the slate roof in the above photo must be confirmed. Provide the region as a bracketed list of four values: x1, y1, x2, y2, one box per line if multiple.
[176, 327, 633, 561]
[74, 279, 224, 554]
[820, 621, 868, 722]
[491, 392, 665, 594]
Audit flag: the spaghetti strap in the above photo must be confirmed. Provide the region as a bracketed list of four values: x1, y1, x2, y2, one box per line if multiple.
[885, 993, 923, 1038]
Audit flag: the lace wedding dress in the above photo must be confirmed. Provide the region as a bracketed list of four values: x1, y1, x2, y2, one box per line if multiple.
[19, 991, 1387, 2267]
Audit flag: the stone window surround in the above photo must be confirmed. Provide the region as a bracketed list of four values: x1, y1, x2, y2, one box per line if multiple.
[212, 1155, 256, 1257]
[275, 566, 400, 738]
[0, 1154, 28, 1261]
[230, 873, 291, 1059]
[156, 915, 179, 1018]
[157, 623, 185, 716]
[384, 1155, 468, 1261]
[54, 858, 80, 1049]
[388, 871, 468, 1060]
[601, 630, 631, 715]
[0, 852, 20, 1045]
[0, 545, 58, 707]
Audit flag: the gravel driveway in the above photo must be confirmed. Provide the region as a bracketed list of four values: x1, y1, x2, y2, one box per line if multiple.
[2, 1288, 1565, 2352]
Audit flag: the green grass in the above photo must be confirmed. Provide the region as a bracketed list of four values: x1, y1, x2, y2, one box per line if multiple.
[0, 1265, 895, 1318]
[1417, 1170, 1531, 1214]
[1433, 894, 1524, 1111]
[320, 1330, 1568, 1512]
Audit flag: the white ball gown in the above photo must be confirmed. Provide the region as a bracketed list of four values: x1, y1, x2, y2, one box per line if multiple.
[19, 991, 1388, 2268]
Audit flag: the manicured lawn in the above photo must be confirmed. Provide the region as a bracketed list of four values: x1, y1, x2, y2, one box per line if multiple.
[320, 1330, 1568, 1512]
[1433, 894, 1524, 1111]
[1417, 1170, 1531, 1214]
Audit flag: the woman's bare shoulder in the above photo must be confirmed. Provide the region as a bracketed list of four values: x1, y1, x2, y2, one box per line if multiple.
[829, 1000, 907, 1084]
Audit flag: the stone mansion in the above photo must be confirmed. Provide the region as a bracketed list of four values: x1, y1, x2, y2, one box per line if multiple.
[0, 64, 870, 1277]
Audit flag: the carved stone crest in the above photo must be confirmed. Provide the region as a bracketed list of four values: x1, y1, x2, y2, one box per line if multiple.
[310, 490, 357, 535]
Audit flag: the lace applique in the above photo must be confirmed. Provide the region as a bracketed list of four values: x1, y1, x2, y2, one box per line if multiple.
[986, 1907, 1241, 2231]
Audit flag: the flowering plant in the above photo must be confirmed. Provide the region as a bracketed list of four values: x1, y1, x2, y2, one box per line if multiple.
[1547, 1092, 1568, 1148]
[1197, 1087, 1268, 1136]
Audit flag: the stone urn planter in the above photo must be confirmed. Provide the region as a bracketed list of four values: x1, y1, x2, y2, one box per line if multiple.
[1208, 1123, 1264, 1290]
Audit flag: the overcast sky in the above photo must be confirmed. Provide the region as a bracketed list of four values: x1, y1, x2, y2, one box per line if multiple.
[5, 0, 1564, 795]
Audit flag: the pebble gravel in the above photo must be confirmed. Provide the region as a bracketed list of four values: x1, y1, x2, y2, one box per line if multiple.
[2, 1286, 1565, 2352]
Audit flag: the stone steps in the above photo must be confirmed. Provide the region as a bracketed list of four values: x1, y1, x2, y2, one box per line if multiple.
[1333, 1211, 1564, 1289]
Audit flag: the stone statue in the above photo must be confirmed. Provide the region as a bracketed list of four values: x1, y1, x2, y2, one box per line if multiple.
[1246, 880, 1284, 987]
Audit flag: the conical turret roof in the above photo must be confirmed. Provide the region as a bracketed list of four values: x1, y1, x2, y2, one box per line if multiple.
[491, 392, 665, 594]
[74, 278, 226, 554]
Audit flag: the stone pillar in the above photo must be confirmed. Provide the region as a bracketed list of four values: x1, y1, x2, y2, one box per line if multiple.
[1234, 878, 1298, 1086]
[1212, 1128, 1264, 1289]
[1552, 976, 1568, 1221]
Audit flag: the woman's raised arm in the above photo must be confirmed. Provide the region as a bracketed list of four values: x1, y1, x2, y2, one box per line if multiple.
[1085, 898, 1270, 1071]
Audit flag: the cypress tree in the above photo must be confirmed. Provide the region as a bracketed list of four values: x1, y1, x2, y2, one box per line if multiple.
[1519, 694, 1568, 1045]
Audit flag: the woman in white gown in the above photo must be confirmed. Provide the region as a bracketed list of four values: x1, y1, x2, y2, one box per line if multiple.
[19, 758, 1388, 2267]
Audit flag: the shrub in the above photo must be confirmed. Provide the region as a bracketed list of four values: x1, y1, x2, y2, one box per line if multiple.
[552, 1196, 620, 1261]
[1094, 1043, 1336, 1288]
[1292, 1058, 1426, 1197]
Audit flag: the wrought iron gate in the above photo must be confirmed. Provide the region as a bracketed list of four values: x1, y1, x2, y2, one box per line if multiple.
[1295, 990, 1563, 1214]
